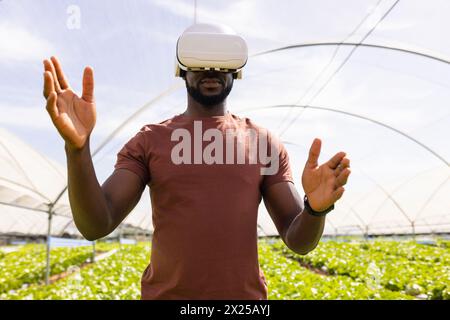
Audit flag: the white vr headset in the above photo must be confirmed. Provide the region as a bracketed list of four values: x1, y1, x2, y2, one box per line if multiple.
[175, 23, 248, 79]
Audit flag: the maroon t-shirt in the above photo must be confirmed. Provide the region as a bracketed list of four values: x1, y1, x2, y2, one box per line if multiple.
[114, 112, 293, 299]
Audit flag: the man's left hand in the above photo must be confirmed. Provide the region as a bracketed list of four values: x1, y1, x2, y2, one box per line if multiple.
[301, 138, 351, 212]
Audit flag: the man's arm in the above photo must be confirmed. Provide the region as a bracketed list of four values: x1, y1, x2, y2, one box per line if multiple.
[43, 56, 145, 240]
[263, 182, 325, 255]
[66, 140, 145, 241]
[262, 138, 350, 255]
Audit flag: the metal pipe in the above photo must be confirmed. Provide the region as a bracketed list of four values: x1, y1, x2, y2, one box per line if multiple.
[45, 208, 53, 285]
[252, 42, 450, 66]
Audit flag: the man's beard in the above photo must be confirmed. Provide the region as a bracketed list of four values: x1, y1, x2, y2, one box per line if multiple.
[186, 79, 233, 108]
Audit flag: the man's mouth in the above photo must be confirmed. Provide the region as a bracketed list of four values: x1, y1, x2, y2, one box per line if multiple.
[199, 77, 223, 89]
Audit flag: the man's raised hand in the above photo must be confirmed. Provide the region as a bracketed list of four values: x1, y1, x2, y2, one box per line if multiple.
[43, 56, 96, 151]
[301, 138, 351, 212]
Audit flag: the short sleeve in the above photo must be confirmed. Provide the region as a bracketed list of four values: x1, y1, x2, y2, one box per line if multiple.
[260, 134, 294, 192]
[114, 129, 150, 186]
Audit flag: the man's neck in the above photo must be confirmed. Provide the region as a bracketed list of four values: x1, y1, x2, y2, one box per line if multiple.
[183, 95, 227, 117]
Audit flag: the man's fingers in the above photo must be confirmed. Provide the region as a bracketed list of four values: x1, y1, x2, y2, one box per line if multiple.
[327, 151, 346, 169]
[50, 56, 70, 89]
[335, 168, 351, 187]
[340, 157, 350, 168]
[305, 138, 321, 169]
[43, 59, 62, 93]
[43, 71, 55, 98]
[334, 157, 350, 176]
[82, 66, 94, 103]
[332, 186, 345, 202]
[46, 91, 59, 122]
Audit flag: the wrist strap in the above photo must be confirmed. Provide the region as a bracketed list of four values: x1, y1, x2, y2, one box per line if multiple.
[304, 195, 334, 217]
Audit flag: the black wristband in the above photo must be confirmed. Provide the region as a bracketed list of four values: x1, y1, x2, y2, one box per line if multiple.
[303, 195, 334, 217]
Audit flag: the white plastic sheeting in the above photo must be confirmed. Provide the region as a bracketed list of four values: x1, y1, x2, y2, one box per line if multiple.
[0, 127, 148, 236]
[0, 0, 449, 236]
[0, 127, 72, 235]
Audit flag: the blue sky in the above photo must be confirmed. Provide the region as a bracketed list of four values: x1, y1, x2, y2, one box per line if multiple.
[1, 0, 449, 234]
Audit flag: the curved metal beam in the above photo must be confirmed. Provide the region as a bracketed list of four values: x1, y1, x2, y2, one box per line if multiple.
[0, 201, 49, 214]
[282, 140, 411, 230]
[0, 176, 52, 203]
[413, 174, 450, 221]
[368, 166, 450, 224]
[251, 42, 450, 66]
[0, 141, 40, 196]
[238, 104, 449, 166]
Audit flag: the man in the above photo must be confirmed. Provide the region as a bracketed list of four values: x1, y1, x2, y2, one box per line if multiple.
[42, 23, 350, 300]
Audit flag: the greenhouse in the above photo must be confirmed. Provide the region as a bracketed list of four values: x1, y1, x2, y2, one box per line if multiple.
[0, 0, 449, 301]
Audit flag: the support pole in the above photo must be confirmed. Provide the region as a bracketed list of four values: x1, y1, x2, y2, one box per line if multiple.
[45, 209, 53, 285]
[193, 0, 197, 23]
[92, 241, 96, 263]
[119, 225, 122, 249]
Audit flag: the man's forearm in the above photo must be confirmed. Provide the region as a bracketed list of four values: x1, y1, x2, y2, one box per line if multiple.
[65, 138, 113, 240]
[285, 204, 326, 255]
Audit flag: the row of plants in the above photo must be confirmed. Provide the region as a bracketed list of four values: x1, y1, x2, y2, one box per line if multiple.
[2, 243, 150, 300]
[4, 241, 408, 300]
[258, 240, 411, 300]
[271, 239, 450, 299]
[1, 240, 448, 300]
[0, 242, 118, 294]
[436, 239, 450, 249]
[365, 240, 450, 264]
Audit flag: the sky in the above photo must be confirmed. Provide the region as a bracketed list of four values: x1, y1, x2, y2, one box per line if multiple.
[0, 0, 449, 236]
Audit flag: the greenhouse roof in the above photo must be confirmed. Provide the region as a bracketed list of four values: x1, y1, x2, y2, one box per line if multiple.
[0, 0, 449, 236]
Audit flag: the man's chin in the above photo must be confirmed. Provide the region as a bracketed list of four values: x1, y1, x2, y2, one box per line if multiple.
[201, 94, 223, 100]
[190, 90, 224, 105]
[187, 82, 233, 107]
[199, 88, 224, 96]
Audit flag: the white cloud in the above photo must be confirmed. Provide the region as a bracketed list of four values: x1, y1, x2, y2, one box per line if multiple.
[151, 0, 282, 48]
[0, 101, 142, 139]
[0, 23, 56, 62]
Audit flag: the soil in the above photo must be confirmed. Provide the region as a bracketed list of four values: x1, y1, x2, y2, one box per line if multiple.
[47, 250, 106, 284]
[296, 260, 331, 276]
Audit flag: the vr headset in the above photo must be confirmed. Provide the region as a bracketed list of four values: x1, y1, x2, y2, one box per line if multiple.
[175, 23, 248, 80]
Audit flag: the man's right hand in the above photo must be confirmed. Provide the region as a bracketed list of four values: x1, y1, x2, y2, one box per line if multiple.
[43, 56, 96, 151]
